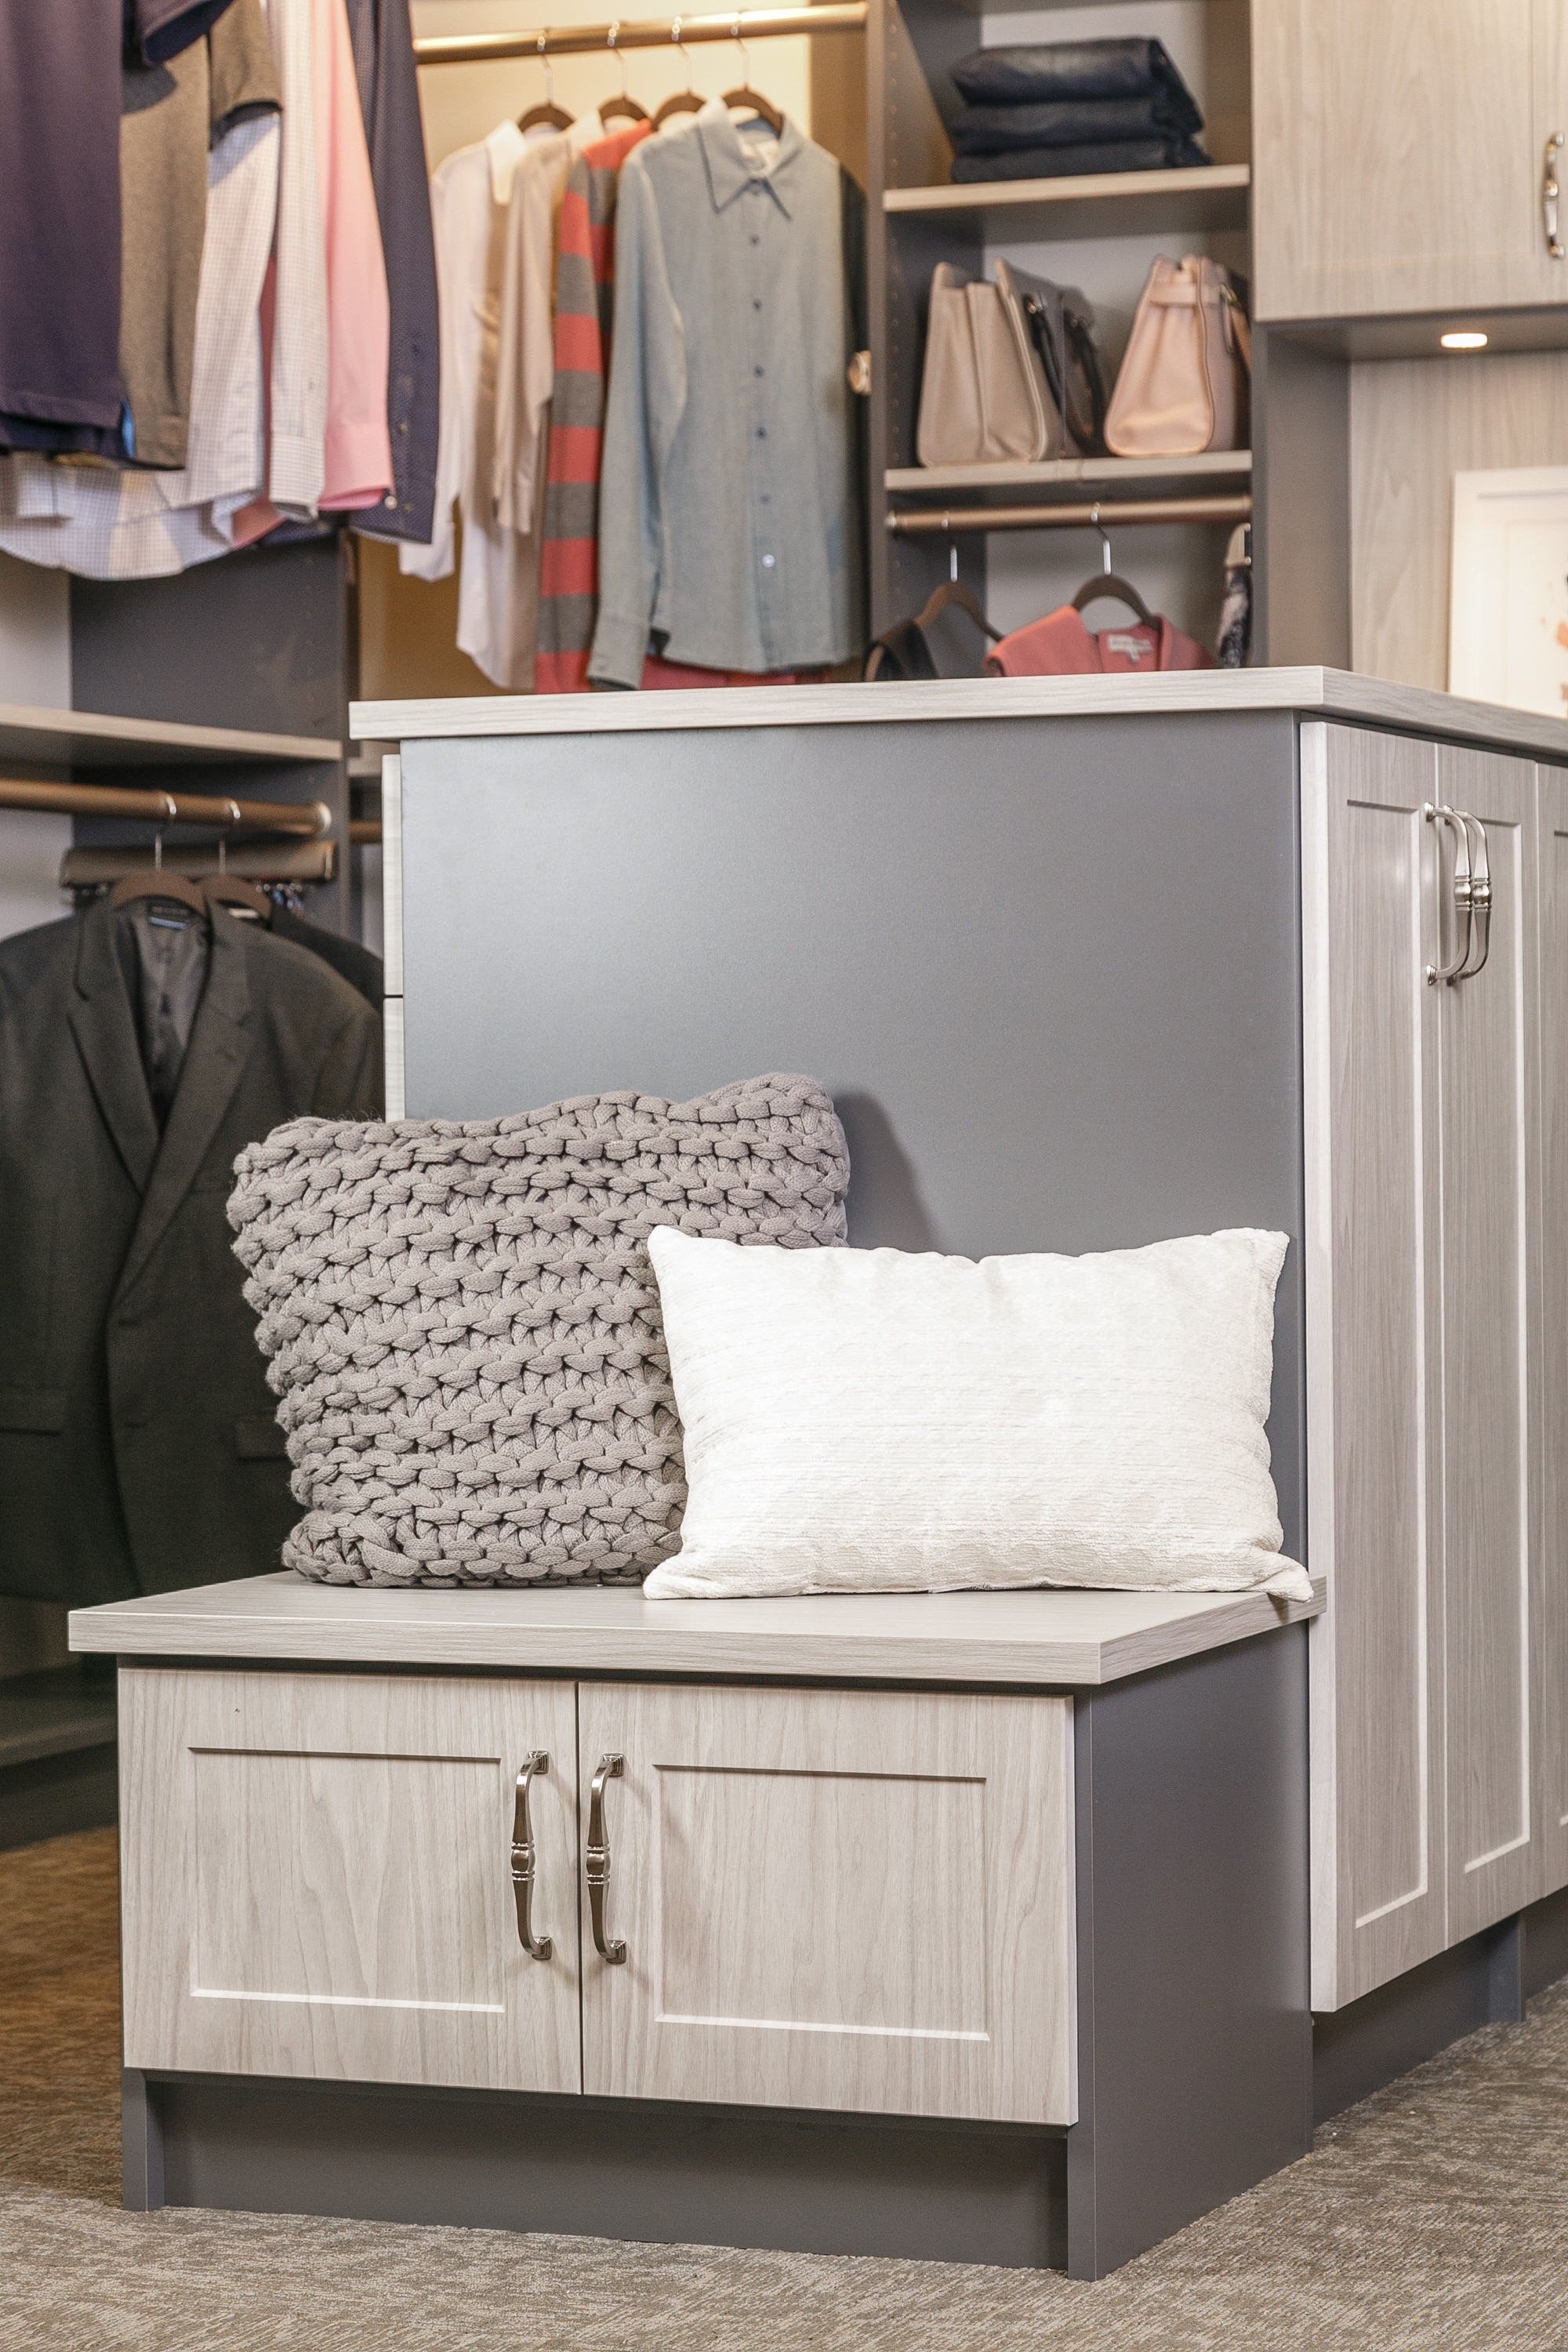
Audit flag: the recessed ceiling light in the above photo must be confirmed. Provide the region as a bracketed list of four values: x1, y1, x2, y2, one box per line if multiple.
[1440, 330, 1489, 350]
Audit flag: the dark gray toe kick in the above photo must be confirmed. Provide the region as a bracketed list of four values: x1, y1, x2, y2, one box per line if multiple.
[124, 2071, 1071, 2270]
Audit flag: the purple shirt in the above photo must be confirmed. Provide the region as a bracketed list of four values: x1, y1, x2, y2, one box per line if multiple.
[0, 1, 124, 431]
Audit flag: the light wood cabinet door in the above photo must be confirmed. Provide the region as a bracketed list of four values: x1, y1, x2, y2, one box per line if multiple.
[576, 1682, 1075, 2125]
[120, 1666, 582, 2092]
[1253, 0, 1566, 321]
[1534, 763, 1568, 1900]
[1433, 746, 1541, 1944]
[1302, 722, 1446, 2009]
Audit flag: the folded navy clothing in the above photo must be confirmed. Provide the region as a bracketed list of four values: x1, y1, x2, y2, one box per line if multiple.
[951, 93, 1204, 155]
[950, 136, 1210, 183]
[951, 38, 1200, 117]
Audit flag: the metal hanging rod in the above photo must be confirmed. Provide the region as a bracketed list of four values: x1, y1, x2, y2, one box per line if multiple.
[887, 495, 1253, 536]
[60, 842, 338, 887]
[0, 778, 332, 837]
[413, 5, 866, 67]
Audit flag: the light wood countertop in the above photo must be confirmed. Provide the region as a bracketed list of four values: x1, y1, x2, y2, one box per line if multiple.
[353, 668, 1568, 766]
[72, 1571, 1324, 1688]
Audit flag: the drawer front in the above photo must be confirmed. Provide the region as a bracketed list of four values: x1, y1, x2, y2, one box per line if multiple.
[120, 1664, 580, 2092]
[578, 1682, 1076, 2125]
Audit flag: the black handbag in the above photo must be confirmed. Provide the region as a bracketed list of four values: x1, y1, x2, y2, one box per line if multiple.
[1013, 270, 1109, 458]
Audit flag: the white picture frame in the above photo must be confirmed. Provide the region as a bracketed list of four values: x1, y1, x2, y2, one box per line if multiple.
[1450, 464, 1568, 716]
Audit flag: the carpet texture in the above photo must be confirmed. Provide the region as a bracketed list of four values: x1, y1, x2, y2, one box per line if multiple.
[4, 1828, 1568, 2350]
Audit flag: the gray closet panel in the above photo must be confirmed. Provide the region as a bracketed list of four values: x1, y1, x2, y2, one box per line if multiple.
[400, 709, 1306, 1556]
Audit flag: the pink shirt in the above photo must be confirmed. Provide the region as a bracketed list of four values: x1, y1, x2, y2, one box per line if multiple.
[987, 605, 1216, 677]
[312, 0, 392, 511]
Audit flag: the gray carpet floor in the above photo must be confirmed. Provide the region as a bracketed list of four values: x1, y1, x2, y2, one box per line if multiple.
[3, 1828, 1568, 2350]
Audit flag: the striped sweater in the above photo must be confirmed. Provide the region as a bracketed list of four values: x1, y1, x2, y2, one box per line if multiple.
[533, 122, 650, 695]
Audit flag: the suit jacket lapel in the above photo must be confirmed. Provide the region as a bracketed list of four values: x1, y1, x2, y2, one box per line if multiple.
[67, 901, 160, 1196]
[117, 913, 252, 1302]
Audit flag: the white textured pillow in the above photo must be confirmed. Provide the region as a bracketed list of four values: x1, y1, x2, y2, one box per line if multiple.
[642, 1225, 1309, 1603]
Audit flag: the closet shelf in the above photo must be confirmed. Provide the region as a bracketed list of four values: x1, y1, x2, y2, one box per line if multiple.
[884, 162, 1250, 240]
[887, 452, 1253, 501]
[0, 702, 342, 776]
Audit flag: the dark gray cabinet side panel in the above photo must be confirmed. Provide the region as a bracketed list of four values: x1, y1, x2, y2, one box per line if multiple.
[70, 539, 354, 745]
[401, 710, 1305, 1555]
[1069, 1626, 1313, 2278]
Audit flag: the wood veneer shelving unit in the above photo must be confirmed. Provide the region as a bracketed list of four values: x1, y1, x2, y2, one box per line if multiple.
[863, 0, 1258, 645]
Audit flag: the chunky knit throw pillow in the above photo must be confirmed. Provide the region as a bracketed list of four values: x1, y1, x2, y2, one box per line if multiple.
[228, 1074, 850, 1586]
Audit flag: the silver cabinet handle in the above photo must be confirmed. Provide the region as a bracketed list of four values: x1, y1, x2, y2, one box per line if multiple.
[1424, 804, 1492, 985]
[1546, 133, 1565, 259]
[511, 1751, 552, 1962]
[586, 1751, 627, 1964]
[1425, 803, 1472, 985]
[1455, 810, 1492, 979]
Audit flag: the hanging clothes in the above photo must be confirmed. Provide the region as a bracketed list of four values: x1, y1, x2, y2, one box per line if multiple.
[259, 0, 331, 521]
[343, 0, 441, 544]
[403, 113, 601, 690]
[268, 905, 383, 1005]
[985, 604, 1216, 675]
[312, 0, 393, 512]
[0, 1, 125, 455]
[132, 0, 242, 60]
[589, 100, 866, 690]
[492, 121, 606, 538]
[0, 901, 382, 1608]
[119, 31, 210, 470]
[533, 121, 651, 695]
[0, 0, 281, 577]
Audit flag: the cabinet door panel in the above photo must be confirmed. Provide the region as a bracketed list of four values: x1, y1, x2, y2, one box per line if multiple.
[577, 1682, 1075, 2125]
[1253, 0, 1552, 320]
[1535, 764, 1568, 1897]
[1302, 722, 1446, 2008]
[121, 1666, 581, 2092]
[1435, 746, 1541, 1942]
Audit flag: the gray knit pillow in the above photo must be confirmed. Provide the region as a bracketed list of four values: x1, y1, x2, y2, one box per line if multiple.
[228, 1075, 850, 1587]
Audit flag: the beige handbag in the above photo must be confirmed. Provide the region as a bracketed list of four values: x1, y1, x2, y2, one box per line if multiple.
[916, 260, 1063, 467]
[1104, 256, 1251, 459]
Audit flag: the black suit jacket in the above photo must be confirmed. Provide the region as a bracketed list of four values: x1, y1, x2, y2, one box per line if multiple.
[0, 902, 381, 1605]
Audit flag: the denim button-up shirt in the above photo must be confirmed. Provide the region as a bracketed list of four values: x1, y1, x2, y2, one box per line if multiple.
[589, 102, 866, 687]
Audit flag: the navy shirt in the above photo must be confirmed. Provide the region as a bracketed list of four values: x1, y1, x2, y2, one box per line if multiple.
[0, 1, 124, 434]
[345, 0, 441, 546]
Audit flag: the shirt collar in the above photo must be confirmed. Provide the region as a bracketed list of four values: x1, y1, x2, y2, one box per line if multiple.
[695, 96, 804, 216]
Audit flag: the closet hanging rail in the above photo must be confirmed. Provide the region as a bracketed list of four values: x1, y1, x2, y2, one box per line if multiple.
[0, 779, 332, 836]
[887, 495, 1254, 537]
[413, 5, 866, 67]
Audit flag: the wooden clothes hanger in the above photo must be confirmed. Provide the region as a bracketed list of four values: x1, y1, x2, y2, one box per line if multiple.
[518, 36, 573, 133]
[1070, 510, 1156, 626]
[108, 807, 210, 921]
[652, 21, 704, 126]
[723, 21, 782, 134]
[916, 537, 1003, 644]
[600, 24, 650, 122]
[199, 809, 273, 921]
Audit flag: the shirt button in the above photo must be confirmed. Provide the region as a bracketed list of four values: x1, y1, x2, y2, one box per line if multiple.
[756, 426, 766, 438]
[750, 234, 759, 245]
[384, 494, 398, 509]
[753, 299, 761, 310]
[397, 419, 409, 434]
[762, 554, 775, 568]
[754, 366, 764, 377]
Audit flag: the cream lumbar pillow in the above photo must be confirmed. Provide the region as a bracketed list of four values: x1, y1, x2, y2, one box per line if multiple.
[641, 1225, 1310, 1604]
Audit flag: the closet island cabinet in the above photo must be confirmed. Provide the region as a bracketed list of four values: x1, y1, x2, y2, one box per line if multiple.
[117, 1660, 1076, 2126]
[81, 1573, 1316, 2280]
[1252, 0, 1568, 321]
